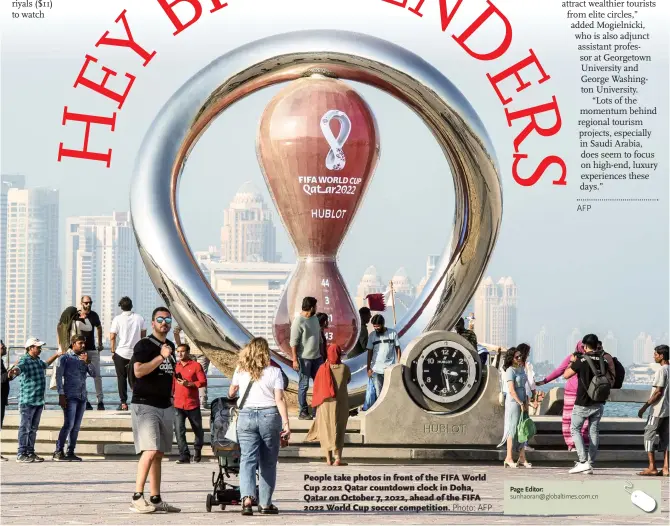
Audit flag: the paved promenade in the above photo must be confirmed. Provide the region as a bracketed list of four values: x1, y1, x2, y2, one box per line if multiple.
[1, 459, 668, 525]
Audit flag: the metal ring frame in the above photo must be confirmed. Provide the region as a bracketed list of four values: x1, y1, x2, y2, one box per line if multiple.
[130, 30, 502, 407]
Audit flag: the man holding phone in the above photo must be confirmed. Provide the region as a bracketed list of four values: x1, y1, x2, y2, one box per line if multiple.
[53, 335, 96, 461]
[172, 344, 207, 464]
[129, 307, 180, 514]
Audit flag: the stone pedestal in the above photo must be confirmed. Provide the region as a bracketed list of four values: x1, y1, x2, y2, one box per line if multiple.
[361, 364, 505, 445]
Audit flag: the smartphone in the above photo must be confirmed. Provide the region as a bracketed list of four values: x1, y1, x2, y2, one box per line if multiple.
[175, 372, 183, 380]
[280, 430, 289, 448]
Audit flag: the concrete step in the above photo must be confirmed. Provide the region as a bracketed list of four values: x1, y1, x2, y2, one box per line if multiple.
[532, 416, 645, 432]
[1, 411, 361, 432]
[2, 442, 106, 456]
[530, 434, 644, 447]
[1, 429, 136, 443]
[407, 448, 659, 462]
[0, 428, 364, 446]
[3, 412, 640, 434]
[2, 410, 648, 463]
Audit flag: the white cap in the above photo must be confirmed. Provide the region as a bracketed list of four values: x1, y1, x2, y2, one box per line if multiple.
[25, 337, 46, 348]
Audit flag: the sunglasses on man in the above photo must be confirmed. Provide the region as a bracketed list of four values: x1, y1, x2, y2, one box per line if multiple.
[155, 316, 172, 325]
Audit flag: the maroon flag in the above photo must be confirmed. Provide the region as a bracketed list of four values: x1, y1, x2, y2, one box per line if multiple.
[365, 293, 386, 312]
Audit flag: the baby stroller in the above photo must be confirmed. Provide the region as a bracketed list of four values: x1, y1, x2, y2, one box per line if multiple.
[206, 396, 257, 512]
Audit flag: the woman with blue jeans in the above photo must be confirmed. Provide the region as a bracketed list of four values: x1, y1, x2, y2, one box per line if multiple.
[229, 337, 291, 516]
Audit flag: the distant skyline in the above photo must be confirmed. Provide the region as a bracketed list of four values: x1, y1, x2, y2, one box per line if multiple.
[0, 175, 665, 364]
[1, 1, 667, 363]
[2, 175, 663, 364]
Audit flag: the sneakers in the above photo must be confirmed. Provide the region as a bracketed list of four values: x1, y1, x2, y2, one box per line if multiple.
[16, 454, 33, 463]
[176, 456, 190, 464]
[97, 402, 105, 411]
[85, 401, 93, 410]
[152, 500, 181, 513]
[1, 455, 7, 461]
[29, 453, 44, 462]
[193, 450, 202, 463]
[52, 451, 81, 462]
[298, 412, 313, 420]
[569, 461, 593, 474]
[130, 497, 156, 514]
[524, 445, 535, 452]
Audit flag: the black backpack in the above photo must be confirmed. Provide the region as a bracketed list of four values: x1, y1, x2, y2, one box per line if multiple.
[581, 353, 611, 403]
[611, 356, 626, 389]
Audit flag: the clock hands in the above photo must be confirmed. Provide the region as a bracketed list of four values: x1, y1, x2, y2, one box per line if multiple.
[441, 367, 451, 392]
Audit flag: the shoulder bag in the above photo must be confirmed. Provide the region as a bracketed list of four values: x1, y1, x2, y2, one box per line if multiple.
[224, 380, 253, 443]
[517, 411, 537, 443]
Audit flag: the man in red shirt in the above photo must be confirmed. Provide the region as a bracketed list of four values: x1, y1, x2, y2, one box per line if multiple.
[173, 344, 207, 463]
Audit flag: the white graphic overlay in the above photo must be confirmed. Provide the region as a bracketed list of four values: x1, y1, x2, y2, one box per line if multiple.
[320, 110, 351, 171]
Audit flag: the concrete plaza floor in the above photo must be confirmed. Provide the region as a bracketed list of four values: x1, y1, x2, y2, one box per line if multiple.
[0, 458, 668, 525]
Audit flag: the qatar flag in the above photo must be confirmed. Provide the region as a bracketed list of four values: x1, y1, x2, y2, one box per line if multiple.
[365, 293, 386, 312]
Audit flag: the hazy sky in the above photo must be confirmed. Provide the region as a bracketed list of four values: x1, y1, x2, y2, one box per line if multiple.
[1, 0, 668, 363]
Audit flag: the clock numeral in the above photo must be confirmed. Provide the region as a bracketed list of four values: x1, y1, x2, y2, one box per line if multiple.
[426, 377, 431, 383]
[459, 359, 464, 364]
[459, 377, 464, 383]
[427, 358, 434, 364]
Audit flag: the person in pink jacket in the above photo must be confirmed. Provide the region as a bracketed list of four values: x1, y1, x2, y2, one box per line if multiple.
[536, 342, 589, 451]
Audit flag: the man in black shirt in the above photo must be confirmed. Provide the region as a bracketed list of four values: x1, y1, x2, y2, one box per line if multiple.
[129, 307, 180, 514]
[79, 296, 104, 410]
[563, 333, 615, 475]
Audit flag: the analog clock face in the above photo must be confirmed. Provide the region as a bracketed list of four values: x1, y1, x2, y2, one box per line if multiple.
[416, 341, 478, 404]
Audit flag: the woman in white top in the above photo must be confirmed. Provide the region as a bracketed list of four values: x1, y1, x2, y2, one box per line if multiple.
[228, 337, 291, 516]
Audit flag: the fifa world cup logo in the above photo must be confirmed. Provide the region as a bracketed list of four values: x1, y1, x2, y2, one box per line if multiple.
[321, 110, 351, 171]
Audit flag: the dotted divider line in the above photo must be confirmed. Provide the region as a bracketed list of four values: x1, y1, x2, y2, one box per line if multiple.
[575, 199, 660, 202]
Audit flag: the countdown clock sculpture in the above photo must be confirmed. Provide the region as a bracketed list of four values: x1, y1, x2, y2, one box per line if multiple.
[129, 30, 503, 409]
[361, 330, 503, 446]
